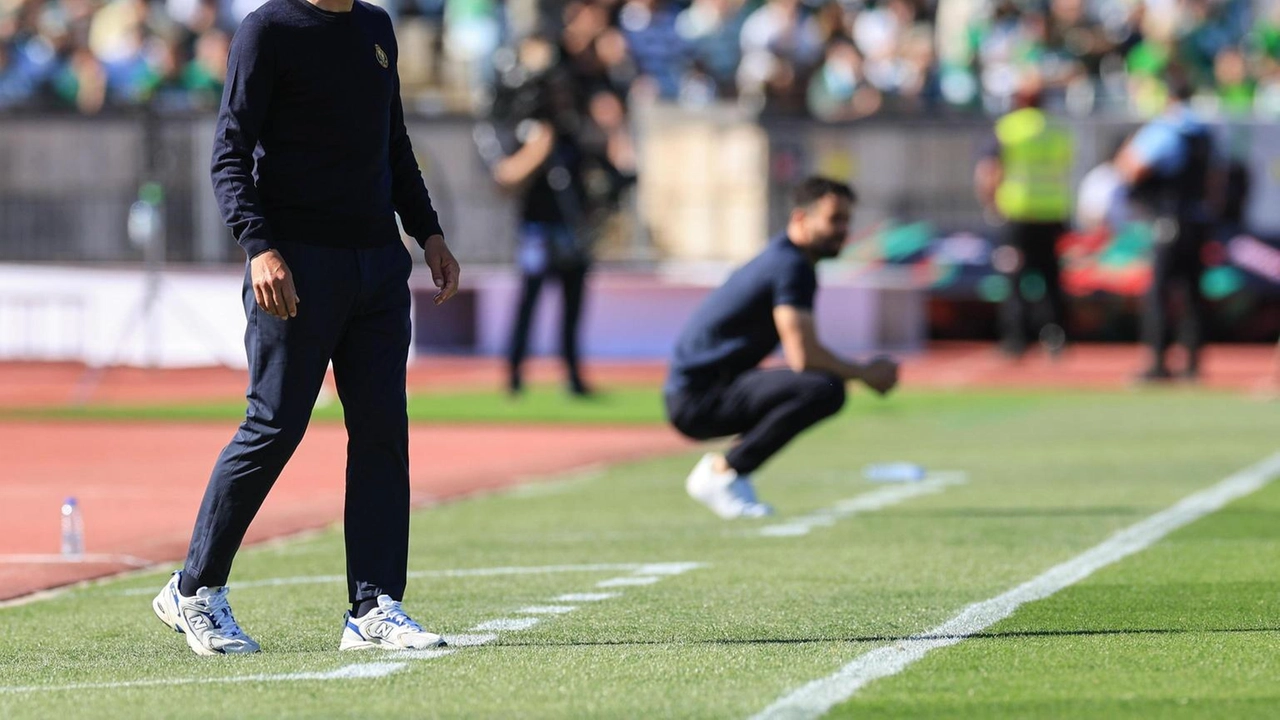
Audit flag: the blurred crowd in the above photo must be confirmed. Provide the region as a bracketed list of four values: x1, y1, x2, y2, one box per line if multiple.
[3, 0, 1279, 120]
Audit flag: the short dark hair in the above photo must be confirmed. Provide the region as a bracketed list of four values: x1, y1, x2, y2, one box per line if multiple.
[792, 176, 857, 210]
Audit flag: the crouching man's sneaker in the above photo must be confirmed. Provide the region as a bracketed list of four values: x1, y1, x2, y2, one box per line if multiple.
[340, 595, 446, 651]
[685, 453, 774, 519]
[152, 571, 260, 656]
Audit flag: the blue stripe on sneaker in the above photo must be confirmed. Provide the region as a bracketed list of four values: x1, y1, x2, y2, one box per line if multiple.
[345, 620, 363, 636]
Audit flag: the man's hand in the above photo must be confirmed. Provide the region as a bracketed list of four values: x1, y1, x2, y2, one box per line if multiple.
[250, 249, 298, 319]
[859, 356, 899, 396]
[423, 235, 460, 305]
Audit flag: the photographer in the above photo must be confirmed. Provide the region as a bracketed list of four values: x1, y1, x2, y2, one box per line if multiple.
[477, 34, 630, 396]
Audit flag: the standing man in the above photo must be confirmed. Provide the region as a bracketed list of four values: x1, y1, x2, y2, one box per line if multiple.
[665, 177, 899, 519]
[975, 78, 1074, 358]
[476, 35, 592, 397]
[151, 0, 460, 655]
[1116, 67, 1214, 382]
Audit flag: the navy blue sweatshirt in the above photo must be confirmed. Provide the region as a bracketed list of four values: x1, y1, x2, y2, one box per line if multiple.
[212, 0, 444, 259]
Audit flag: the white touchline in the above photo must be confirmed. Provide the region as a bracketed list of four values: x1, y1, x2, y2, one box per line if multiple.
[757, 475, 967, 538]
[1, 558, 708, 694]
[750, 452, 1280, 720]
[518, 605, 578, 615]
[398, 648, 456, 661]
[596, 576, 660, 588]
[555, 592, 620, 602]
[633, 562, 706, 575]
[116, 562, 704, 596]
[443, 633, 499, 647]
[0, 663, 408, 696]
[471, 617, 541, 632]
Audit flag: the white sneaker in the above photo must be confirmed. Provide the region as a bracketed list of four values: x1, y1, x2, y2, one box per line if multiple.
[685, 453, 774, 519]
[339, 595, 446, 651]
[152, 571, 260, 656]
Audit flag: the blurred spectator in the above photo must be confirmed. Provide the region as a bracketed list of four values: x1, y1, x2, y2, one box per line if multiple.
[1212, 46, 1252, 116]
[619, 0, 690, 100]
[180, 26, 226, 108]
[1178, 0, 1248, 86]
[0, 0, 1269, 121]
[738, 0, 824, 111]
[560, 1, 635, 98]
[1125, 9, 1177, 117]
[1047, 0, 1109, 78]
[675, 0, 745, 98]
[52, 46, 107, 113]
[963, 0, 1030, 112]
[854, 0, 917, 96]
[806, 34, 881, 120]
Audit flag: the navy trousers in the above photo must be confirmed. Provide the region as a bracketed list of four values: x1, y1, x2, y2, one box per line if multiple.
[664, 369, 846, 475]
[184, 238, 414, 603]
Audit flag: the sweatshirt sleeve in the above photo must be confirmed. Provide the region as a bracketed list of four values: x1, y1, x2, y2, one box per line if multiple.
[211, 14, 277, 260]
[386, 32, 445, 246]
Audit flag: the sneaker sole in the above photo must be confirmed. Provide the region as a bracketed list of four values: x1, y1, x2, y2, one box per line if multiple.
[339, 637, 447, 651]
[686, 483, 763, 520]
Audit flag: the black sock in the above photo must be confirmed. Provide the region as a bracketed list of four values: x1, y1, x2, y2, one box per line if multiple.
[177, 573, 201, 598]
[352, 598, 380, 618]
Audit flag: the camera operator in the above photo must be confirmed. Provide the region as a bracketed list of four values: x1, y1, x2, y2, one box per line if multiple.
[477, 34, 632, 396]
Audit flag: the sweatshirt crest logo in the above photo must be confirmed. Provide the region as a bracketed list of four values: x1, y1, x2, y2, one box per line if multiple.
[375, 44, 388, 69]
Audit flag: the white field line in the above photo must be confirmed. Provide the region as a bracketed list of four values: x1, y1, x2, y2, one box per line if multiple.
[634, 562, 706, 575]
[443, 633, 498, 647]
[459, 560, 704, 644]
[596, 576, 660, 588]
[2, 559, 706, 694]
[396, 648, 456, 661]
[750, 452, 1280, 720]
[0, 662, 408, 696]
[757, 474, 967, 538]
[470, 617, 541, 632]
[554, 592, 619, 602]
[115, 562, 705, 596]
[518, 605, 578, 615]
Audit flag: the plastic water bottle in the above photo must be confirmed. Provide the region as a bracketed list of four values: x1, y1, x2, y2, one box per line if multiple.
[60, 497, 84, 556]
[863, 463, 927, 483]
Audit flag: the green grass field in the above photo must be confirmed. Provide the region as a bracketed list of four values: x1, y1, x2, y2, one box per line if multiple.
[2, 388, 1278, 718]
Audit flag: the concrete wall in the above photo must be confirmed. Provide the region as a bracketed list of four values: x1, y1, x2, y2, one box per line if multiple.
[6, 112, 1279, 266]
[0, 263, 924, 367]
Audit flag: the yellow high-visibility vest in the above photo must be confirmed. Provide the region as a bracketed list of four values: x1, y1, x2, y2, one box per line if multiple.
[994, 108, 1073, 222]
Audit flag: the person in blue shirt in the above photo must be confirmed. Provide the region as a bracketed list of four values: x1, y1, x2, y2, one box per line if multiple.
[1116, 66, 1215, 382]
[665, 177, 900, 519]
